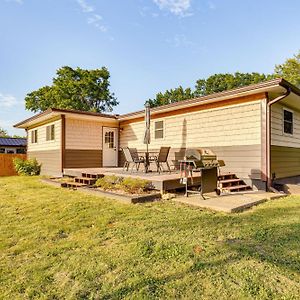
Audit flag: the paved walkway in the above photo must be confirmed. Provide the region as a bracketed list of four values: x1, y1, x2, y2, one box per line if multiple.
[173, 192, 286, 213]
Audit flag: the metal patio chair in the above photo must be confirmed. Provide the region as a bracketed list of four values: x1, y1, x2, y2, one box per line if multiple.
[150, 146, 171, 174]
[122, 147, 145, 172]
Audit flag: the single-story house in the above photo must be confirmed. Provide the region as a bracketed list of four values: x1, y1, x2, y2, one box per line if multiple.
[14, 78, 300, 190]
[0, 137, 27, 154]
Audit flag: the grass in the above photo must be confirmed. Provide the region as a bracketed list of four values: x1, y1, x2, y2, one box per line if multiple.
[0, 176, 300, 299]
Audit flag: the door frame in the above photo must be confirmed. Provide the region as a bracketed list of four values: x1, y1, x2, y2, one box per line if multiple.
[102, 126, 119, 167]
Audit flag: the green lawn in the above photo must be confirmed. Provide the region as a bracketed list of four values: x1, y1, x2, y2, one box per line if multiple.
[0, 177, 300, 299]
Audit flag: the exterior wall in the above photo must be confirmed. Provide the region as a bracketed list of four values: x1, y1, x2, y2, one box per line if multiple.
[120, 99, 263, 186]
[271, 103, 300, 179]
[64, 149, 102, 168]
[65, 118, 117, 168]
[27, 118, 62, 176]
[27, 119, 62, 151]
[28, 150, 61, 177]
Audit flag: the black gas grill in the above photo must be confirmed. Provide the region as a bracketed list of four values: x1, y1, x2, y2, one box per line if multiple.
[179, 148, 224, 199]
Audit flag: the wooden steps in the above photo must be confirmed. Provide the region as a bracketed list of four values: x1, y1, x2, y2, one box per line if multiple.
[61, 172, 103, 189]
[218, 173, 252, 193]
[74, 177, 97, 185]
[62, 182, 87, 188]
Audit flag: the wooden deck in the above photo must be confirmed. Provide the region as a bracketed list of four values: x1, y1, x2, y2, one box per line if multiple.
[63, 167, 201, 192]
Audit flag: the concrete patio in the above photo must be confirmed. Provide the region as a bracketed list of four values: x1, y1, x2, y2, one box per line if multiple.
[173, 191, 286, 213]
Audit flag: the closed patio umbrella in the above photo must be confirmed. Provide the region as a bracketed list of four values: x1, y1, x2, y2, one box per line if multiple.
[143, 102, 151, 172]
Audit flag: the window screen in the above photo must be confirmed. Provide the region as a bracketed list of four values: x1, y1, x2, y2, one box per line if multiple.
[155, 120, 164, 139]
[283, 109, 293, 134]
[31, 130, 38, 143]
[46, 124, 55, 141]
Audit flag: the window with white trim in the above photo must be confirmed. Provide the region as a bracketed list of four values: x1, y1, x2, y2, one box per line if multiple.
[154, 120, 164, 139]
[283, 109, 293, 135]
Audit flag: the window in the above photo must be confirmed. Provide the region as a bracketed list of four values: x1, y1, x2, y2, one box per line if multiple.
[16, 148, 26, 154]
[31, 130, 38, 143]
[283, 109, 293, 135]
[104, 131, 114, 148]
[154, 120, 164, 139]
[0, 148, 5, 153]
[46, 124, 55, 141]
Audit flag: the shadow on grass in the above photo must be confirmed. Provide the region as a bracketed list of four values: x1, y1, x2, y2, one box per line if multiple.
[222, 221, 300, 274]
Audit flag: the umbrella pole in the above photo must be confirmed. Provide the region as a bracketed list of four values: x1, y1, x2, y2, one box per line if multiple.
[146, 142, 149, 173]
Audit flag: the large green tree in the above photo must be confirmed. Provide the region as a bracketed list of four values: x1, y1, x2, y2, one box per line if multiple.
[194, 72, 273, 97]
[147, 86, 194, 108]
[25, 66, 118, 113]
[274, 50, 300, 87]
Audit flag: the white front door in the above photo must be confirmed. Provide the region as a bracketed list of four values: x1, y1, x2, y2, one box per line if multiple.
[102, 127, 118, 167]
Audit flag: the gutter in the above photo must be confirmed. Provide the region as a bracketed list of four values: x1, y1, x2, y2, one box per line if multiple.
[266, 85, 291, 189]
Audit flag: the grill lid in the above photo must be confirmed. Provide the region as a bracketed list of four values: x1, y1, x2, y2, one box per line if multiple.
[185, 148, 217, 161]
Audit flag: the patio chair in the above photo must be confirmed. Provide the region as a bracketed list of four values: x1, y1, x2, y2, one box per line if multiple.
[151, 147, 171, 174]
[122, 147, 145, 172]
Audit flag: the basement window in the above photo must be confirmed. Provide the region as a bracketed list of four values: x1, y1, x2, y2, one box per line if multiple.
[31, 130, 38, 143]
[154, 120, 164, 139]
[46, 124, 55, 141]
[283, 109, 293, 135]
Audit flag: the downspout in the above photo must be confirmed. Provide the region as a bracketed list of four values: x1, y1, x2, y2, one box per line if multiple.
[266, 86, 291, 189]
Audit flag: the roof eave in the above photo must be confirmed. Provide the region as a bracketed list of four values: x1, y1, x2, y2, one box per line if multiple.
[118, 78, 287, 121]
[14, 108, 118, 128]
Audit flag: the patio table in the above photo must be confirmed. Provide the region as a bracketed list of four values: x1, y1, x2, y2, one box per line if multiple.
[137, 150, 159, 173]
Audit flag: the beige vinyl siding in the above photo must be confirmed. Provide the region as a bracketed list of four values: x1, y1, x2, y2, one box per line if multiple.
[120, 101, 262, 148]
[28, 150, 62, 176]
[65, 118, 117, 150]
[120, 100, 263, 182]
[271, 103, 300, 147]
[271, 103, 300, 179]
[27, 119, 62, 151]
[271, 145, 300, 179]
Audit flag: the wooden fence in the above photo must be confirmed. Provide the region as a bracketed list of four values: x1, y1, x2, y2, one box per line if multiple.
[0, 154, 27, 176]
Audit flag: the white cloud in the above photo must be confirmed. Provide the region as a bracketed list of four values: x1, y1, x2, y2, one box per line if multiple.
[5, 0, 23, 4]
[75, 1, 108, 33]
[87, 14, 102, 24]
[76, 0, 94, 13]
[153, 0, 192, 17]
[0, 93, 18, 108]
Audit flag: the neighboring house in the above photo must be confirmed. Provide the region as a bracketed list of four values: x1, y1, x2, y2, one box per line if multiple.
[14, 78, 300, 190]
[0, 137, 27, 154]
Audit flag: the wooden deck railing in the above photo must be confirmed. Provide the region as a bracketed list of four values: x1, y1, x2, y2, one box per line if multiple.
[0, 154, 27, 176]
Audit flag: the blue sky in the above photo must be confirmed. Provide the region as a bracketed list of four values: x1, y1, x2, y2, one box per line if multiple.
[0, 0, 300, 135]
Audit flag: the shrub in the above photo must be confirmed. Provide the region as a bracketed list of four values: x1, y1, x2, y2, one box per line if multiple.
[95, 175, 123, 190]
[119, 177, 150, 194]
[95, 175, 151, 194]
[13, 157, 41, 176]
